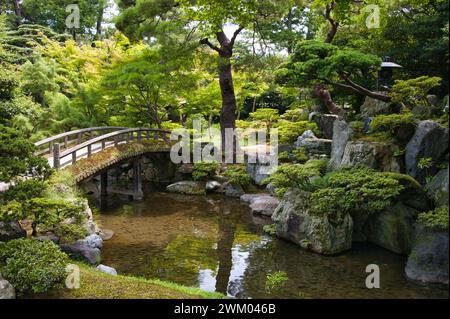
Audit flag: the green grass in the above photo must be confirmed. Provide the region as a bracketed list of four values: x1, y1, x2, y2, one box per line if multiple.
[32, 263, 226, 299]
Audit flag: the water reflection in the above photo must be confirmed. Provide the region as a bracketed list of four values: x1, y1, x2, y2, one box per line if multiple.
[96, 192, 448, 299]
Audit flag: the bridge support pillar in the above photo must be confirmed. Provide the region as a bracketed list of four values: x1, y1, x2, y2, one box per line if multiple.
[100, 172, 108, 198]
[132, 159, 143, 201]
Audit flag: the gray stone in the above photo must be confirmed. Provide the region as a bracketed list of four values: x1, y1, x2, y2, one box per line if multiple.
[166, 181, 206, 195]
[83, 234, 103, 249]
[340, 141, 402, 172]
[0, 221, 27, 242]
[96, 264, 118, 276]
[405, 121, 449, 184]
[0, 275, 15, 299]
[240, 194, 279, 217]
[328, 120, 354, 171]
[246, 154, 276, 186]
[272, 189, 353, 255]
[224, 183, 245, 198]
[178, 164, 194, 174]
[297, 138, 332, 156]
[360, 95, 393, 118]
[315, 114, 339, 139]
[294, 130, 317, 148]
[405, 224, 449, 285]
[265, 183, 277, 196]
[35, 233, 60, 244]
[426, 166, 449, 206]
[61, 242, 101, 265]
[364, 202, 419, 255]
[206, 180, 221, 191]
[99, 229, 114, 241]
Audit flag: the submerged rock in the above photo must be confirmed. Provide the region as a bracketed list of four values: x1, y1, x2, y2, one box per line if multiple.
[0, 275, 15, 299]
[0, 221, 27, 242]
[166, 181, 206, 195]
[405, 224, 449, 285]
[240, 194, 279, 217]
[96, 264, 118, 276]
[405, 121, 449, 184]
[272, 189, 353, 255]
[224, 183, 245, 198]
[61, 242, 101, 265]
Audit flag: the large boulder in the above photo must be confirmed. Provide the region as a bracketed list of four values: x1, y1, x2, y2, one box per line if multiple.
[61, 242, 101, 265]
[315, 114, 339, 139]
[364, 202, 419, 255]
[405, 224, 449, 285]
[405, 121, 449, 184]
[328, 120, 354, 171]
[272, 189, 353, 255]
[0, 275, 15, 299]
[166, 181, 206, 195]
[83, 234, 103, 249]
[339, 141, 402, 172]
[360, 95, 397, 119]
[246, 154, 276, 186]
[240, 194, 279, 217]
[297, 138, 332, 156]
[0, 221, 27, 242]
[426, 166, 449, 207]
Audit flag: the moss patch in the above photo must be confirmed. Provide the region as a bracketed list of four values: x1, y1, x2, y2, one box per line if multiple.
[32, 263, 225, 299]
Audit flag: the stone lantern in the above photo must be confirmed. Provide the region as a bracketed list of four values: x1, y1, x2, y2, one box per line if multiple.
[378, 56, 403, 90]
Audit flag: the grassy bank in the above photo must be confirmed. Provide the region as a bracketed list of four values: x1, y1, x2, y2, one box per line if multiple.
[33, 263, 225, 299]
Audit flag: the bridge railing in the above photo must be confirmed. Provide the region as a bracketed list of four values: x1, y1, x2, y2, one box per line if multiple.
[51, 128, 171, 169]
[34, 127, 127, 157]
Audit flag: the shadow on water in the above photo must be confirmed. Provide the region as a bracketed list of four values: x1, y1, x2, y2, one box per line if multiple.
[94, 192, 448, 299]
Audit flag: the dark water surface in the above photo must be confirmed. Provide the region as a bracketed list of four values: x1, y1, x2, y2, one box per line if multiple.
[97, 192, 448, 299]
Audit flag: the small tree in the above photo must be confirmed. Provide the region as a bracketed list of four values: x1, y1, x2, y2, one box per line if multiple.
[249, 108, 280, 131]
[391, 76, 442, 108]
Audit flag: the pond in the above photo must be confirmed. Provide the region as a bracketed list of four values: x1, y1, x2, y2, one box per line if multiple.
[96, 192, 448, 299]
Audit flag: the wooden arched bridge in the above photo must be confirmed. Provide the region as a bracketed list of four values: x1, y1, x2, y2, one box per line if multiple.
[34, 127, 173, 200]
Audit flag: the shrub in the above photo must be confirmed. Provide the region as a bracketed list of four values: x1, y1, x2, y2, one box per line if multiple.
[281, 108, 308, 122]
[223, 165, 251, 186]
[369, 112, 417, 137]
[263, 224, 277, 236]
[275, 120, 318, 144]
[0, 179, 45, 204]
[391, 76, 442, 108]
[310, 167, 405, 223]
[0, 239, 70, 295]
[264, 159, 328, 198]
[249, 108, 280, 130]
[192, 161, 220, 181]
[417, 206, 449, 231]
[291, 147, 309, 164]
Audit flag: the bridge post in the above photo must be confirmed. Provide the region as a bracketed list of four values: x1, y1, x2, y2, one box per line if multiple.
[100, 172, 108, 198]
[53, 143, 61, 169]
[132, 159, 143, 201]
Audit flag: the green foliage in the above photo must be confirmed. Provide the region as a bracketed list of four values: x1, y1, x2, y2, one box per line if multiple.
[264, 159, 328, 198]
[249, 108, 280, 129]
[0, 198, 86, 240]
[310, 167, 405, 223]
[0, 238, 69, 294]
[0, 125, 51, 182]
[263, 224, 277, 236]
[418, 157, 434, 170]
[291, 147, 309, 164]
[369, 112, 417, 136]
[280, 108, 308, 122]
[192, 161, 220, 181]
[276, 120, 318, 144]
[265, 271, 288, 293]
[417, 206, 449, 231]
[391, 76, 442, 108]
[223, 165, 251, 186]
[0, 179, 45, 204]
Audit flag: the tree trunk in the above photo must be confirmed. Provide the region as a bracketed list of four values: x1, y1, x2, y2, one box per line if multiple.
[312, 85, 345, 117]
[12, 0, 21, 17]
[95, 3, 104, 40]
[218, 55, 237, 155]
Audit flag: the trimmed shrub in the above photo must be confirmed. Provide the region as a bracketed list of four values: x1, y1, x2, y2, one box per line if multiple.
[0, 179, 45, 204]
[223, 165, 251, 186]
[0, 238, 70, 294]
[417, 206, 449, 231]
[192, 161, 220, 181]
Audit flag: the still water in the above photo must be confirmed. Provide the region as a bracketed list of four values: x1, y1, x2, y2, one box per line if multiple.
[97, 192, 448, 299]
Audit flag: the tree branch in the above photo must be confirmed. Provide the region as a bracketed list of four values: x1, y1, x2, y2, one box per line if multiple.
[199, 38, 223, 54]
[324, 1, 339, 43]
[230, 26, 244, 48]
[340, 73, 392, 102]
